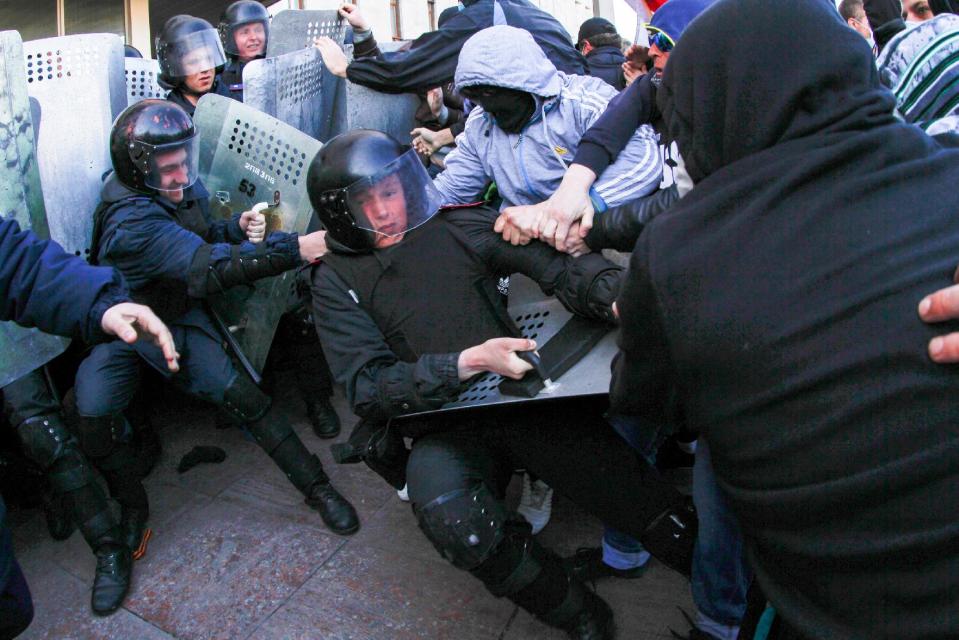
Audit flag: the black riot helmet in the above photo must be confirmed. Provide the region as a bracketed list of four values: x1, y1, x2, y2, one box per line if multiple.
[109, 99, 200, 193]
[307, 130, 444, 252]
[219, 1, 270, 58]
[156, 15, 226, 90]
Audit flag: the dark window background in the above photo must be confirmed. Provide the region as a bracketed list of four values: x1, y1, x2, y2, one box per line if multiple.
[64, 0, 126, 36]
[0, 0, 59, 42]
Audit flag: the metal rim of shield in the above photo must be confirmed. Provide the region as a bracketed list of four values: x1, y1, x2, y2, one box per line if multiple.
[0, 30, 70, 389]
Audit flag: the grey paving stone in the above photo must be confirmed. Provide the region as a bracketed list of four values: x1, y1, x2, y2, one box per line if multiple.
[251, 543, 515, 640]
[124, 496, 344, 640]
[14, 552, 174, 640]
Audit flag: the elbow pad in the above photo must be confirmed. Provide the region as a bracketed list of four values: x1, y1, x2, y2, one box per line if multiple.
[189, 241, 300, 296]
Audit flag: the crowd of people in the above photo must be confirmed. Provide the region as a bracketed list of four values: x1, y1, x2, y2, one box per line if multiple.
[3, 0, 959, 638]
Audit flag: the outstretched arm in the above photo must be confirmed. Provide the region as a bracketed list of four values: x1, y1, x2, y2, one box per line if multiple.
[447, 207, 622, 324]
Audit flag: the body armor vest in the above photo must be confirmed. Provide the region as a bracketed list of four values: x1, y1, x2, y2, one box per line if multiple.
[323, 215, 517, 361]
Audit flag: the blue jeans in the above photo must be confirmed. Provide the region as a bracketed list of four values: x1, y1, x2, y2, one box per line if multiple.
[603, 416, 751, 637]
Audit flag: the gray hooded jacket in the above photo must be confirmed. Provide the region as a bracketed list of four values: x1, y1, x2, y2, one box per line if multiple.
[433, 26, 661, 211]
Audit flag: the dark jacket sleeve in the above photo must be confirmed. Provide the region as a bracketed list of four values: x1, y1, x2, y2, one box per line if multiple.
[573, 73, 660, 177]
[0, 218, 129, 343]
[345, 17, 481, 93]
[100, 203, 300, 298]
[609, 225, 677, 428]
[585, 185, 680, 252]
[310, 263, 464, 422]
[445, 207, 622, 323]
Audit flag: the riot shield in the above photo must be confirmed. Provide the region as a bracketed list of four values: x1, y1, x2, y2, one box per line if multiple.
[0, 30, 69, 389]
[193, 93, 322, 374]
[266, 10, 345, 57]
[331, 43, 420, 144]
[397, 294, 617, 420]
[125, 57, 166, 107]
[23, 33, 125, 259]
[243, 47, 335, 142]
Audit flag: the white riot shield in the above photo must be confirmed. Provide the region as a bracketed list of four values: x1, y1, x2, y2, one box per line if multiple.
[125, 57, 166, 106]
[331, 42, 420, 144]
[398, 294, 617, 420]
[243, 47, 335, 142]
[24, 33, 125, 259]
[266, 10, 345, 57]
[193, 93, 322, 374]
[0, 30, 69, 388]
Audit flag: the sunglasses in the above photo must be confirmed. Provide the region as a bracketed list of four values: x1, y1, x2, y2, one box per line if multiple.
[646, 26, 675, 53]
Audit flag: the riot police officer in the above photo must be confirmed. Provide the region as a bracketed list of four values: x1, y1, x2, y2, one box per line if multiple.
[157, 15, 232, 117]
[0, 216, 177, 620]
[218, 0, 270, 102]
[304, 130, 696, 640]
[73, 100, 359, 541]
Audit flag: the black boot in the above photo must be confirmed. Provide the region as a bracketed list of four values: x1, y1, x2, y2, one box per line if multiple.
[225, 375, 360, 535]
[548, 586, 615, 640]
[640, 497, 698, 578]
[307, 397, 341, 439]
[91, 543, 132, 616]
[306, 479, 360, 535]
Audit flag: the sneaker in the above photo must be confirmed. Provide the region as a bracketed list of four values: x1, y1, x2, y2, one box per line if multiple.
[517, 473, 553, 534]
[564, 547, 647, 583]
[396, 483, 410, 502]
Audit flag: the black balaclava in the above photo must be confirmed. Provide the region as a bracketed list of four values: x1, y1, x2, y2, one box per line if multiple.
[464, 85, 536, 134]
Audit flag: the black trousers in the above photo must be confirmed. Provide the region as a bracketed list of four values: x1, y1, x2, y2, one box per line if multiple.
[406, 397, 681, 540]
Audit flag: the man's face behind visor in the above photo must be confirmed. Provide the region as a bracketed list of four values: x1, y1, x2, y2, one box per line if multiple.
[354, 174, 408, 249]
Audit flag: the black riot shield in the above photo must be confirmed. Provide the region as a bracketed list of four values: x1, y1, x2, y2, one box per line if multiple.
[193, 93, 322, 375]
[125, 57, 166, 107]
[397, 290, 617, 421]
[23, 33, 126, 259]
[0, 30, 69, 388]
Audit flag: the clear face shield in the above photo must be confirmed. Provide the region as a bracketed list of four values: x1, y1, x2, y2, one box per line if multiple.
[337, 149, 444, 248]
[130, 135, 201, 192]
[158, 28, 227, 77]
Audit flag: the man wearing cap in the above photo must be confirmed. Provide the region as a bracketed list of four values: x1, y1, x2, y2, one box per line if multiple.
[577, 18, 626, 91]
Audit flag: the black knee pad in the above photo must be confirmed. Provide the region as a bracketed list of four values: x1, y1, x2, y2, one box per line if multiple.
[221, 374, 271, 424]
[77, 414, 125, 459]
[415, 482, 508, 571]
[17, 414, 72, 469]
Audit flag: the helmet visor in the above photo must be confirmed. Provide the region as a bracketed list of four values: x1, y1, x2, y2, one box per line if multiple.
[342, 148, 444, 247]
[138, 135, 201, 192]
[158, 28, 226, 77]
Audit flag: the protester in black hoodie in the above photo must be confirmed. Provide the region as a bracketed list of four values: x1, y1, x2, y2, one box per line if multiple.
[612, 0, 959, 638]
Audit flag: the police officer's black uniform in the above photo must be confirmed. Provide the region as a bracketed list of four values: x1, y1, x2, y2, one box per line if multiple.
[307, 131, 696, 640]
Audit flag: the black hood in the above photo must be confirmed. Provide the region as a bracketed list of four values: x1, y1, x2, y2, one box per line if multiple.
[658, 0, 896, 183]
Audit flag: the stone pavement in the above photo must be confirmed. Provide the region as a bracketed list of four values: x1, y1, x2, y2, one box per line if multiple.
[8, 377, 693, 640]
